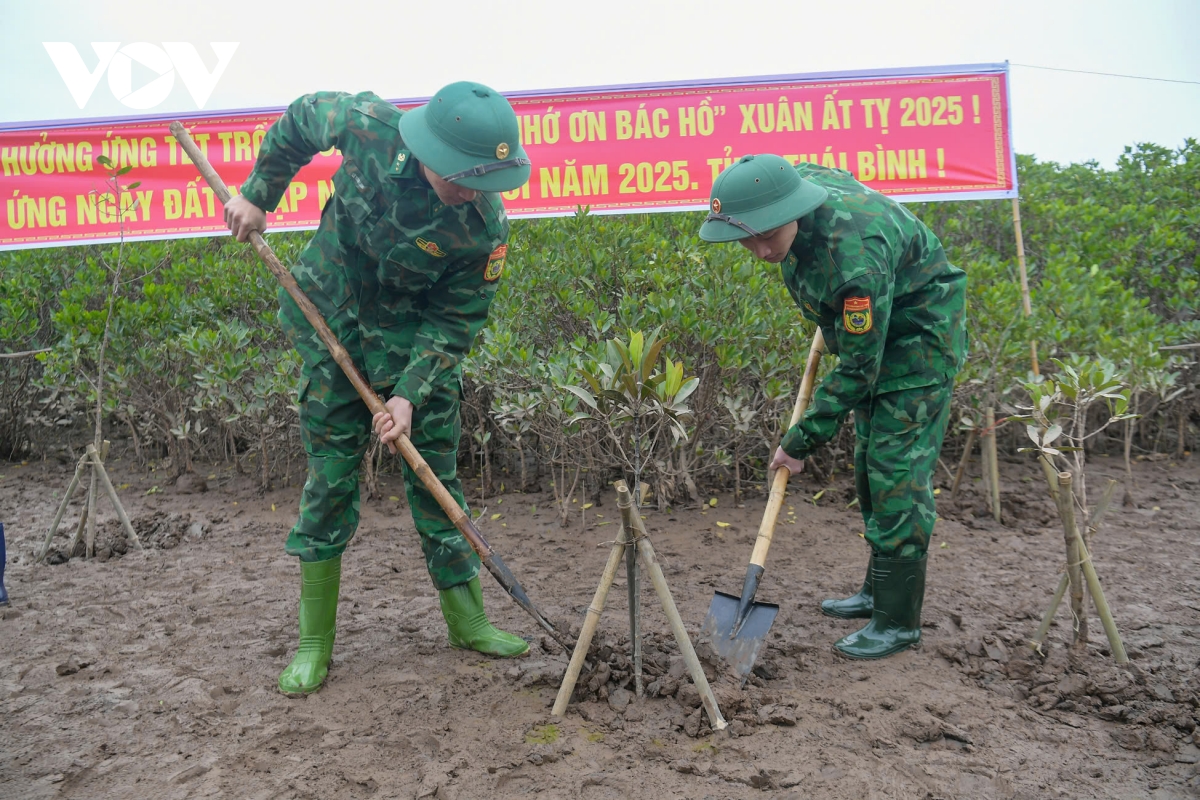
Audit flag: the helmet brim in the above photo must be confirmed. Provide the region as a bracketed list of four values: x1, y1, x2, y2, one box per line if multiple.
[400, 105, 531, 192]
[699, 180, 829, 242]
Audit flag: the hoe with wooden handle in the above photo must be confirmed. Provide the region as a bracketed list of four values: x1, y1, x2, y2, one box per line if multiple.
[168, 121, 573, 653]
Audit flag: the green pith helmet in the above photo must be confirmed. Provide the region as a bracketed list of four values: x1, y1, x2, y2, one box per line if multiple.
[699, 154, 828, 242]
[399, 81, 531, 192]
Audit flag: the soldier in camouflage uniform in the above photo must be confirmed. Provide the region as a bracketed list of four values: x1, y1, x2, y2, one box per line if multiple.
[699, 154, 966, 659]
[224, 82, 533, 695]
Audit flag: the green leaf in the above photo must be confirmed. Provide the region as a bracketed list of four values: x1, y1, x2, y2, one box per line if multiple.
[563, 385, 598, 410]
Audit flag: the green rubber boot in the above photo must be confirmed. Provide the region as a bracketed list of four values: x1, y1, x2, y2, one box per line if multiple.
[834, 554, 926, 660]
[439, 577, 529, 657]
[820, 554, 874, 619]
[278, 556, 342, 695]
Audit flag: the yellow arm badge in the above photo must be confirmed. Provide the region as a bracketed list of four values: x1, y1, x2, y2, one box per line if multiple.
[484, 244, 507, 282]
[416, 237, 447, 257]
[843, 296, 873, 334]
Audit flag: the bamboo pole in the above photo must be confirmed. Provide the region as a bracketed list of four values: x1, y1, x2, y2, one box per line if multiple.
[87, 444, 141, 550]
[1030, 576, 1070, 653]
[619, 484, 726, 732]
[1053, 472, 1087, 648]
[1072, 528, 1128, 663]
[949, 429, 976, 501]
[36, 454, 88, 564]
[1012, 197, 1040, 376]
[984, 408, 1002, 522]
[1031, 479, 1117, 652]
[626, 515, 643, 698]
[84, 461, 98, 559]
[551, 520, 629, 716]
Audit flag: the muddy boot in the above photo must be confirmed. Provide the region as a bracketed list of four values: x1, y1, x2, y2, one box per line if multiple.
[820, 553, 873, 619]
[440, 576, 529, 657]
[834, 554, 926, 660]
[278, 556, 342, 696]
[0, 522, 8, 606]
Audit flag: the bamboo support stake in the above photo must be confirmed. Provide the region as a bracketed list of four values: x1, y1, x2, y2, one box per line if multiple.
[985, 408, 1002, 522]
[87, 444, 141, 550]
[1012, 197, 1040, 376]
[36, 454, 88, 564]
[1072, 528, 1128, 663]
[84, 460, 98, 559]
[619, 484, 726, 732]
[1031, 479, 1117, 652]
[1031, 576, 1070, 652]
[626, 522, 643, 698]
[551, 521, 630, 717]
[949, 429, 976, 501]
[1054, 472, 1087, 647]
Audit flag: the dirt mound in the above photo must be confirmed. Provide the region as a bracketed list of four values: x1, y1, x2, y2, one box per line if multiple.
[42, 510, 209, 563]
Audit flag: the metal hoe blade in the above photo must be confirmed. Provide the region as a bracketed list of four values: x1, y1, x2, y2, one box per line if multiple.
[701, 590, 779, 681]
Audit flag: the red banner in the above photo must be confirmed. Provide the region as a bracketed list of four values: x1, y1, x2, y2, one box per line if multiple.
[0, 64, 1013, 250]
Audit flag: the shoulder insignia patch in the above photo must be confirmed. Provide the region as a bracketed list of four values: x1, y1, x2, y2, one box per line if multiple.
[416, 237, 447, 257]
[484, 244, 507, 282]
[843, 296, 873, 334]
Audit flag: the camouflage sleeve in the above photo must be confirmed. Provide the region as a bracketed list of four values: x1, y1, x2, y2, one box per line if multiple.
[391, 258, 496, 407]
[239, 92, 357, 213]
[779, 269, 894, 459]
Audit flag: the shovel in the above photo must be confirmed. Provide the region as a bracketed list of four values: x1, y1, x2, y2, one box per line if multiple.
[169, 121, 574, 654]
[703, 329, 825, 679]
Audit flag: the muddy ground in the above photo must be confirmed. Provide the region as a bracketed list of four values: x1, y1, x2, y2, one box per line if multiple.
[1, 450, 1198, 799]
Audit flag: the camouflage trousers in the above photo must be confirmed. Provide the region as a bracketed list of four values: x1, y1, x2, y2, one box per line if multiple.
[278, 285, 480, 590]
[852, 380, 953, 559]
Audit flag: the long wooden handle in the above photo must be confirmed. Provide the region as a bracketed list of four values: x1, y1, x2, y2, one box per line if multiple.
[168, 121, 492, 560]
[748, 328, 825, 568]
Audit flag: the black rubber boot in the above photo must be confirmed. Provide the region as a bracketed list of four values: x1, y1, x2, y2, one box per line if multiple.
[834, 554, 926, 660]
[820, 554, 873, 619]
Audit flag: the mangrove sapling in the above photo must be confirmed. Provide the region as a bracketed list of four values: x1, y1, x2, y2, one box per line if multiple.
[562, 330, 698, 510]
[39, 156, 144, 561]
[1015, 358, 1134, 653]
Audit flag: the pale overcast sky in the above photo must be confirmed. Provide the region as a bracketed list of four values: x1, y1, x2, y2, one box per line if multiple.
[2, 0, 1196, 167]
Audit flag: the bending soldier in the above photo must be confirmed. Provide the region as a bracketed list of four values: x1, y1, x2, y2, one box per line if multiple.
[699, 154, 967, 659]
[224, 82, 532, 695]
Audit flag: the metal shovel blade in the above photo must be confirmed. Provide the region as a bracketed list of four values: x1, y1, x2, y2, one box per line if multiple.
[701, 590, 779, 680]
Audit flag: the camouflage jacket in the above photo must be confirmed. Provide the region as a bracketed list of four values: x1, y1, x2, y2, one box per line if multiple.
[778, 163, 967, 459]
[240, 91, 510, 407]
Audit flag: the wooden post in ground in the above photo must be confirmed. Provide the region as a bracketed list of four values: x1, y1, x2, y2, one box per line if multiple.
[552, 482, 726, 731]
[618, 483, 726, 732]
[1012, 197, 1040, 376]
[1053, 472, 1087, 648]
[627, 486, 643, 698]
[983, 408, 1002, 522]
[552, 521, 629, 716]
